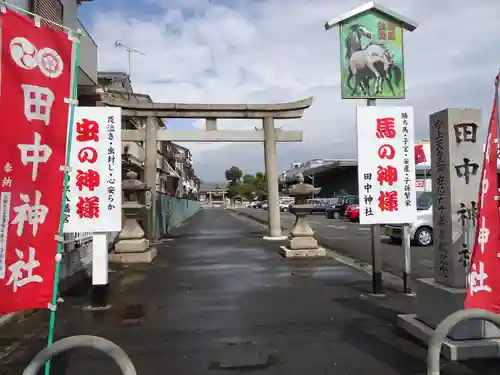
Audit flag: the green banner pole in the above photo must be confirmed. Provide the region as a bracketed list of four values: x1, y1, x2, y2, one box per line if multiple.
[44, 32, 81, 375]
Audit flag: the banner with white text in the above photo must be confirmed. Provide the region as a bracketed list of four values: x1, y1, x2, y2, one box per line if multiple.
[0, 10, 73, 314]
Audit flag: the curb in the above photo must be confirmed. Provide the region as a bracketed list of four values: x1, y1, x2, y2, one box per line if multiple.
[228, 209, 411, 294]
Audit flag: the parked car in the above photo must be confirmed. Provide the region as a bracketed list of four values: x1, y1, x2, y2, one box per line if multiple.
[248, 201, 263, 208]
[325, 195, 358, 219]
[345, 204, 360, 222]
[279, 198, 294, 212]
[261, 201, 268, 210]
[384, 191, 433, 246]
[308, 199, 330, 213]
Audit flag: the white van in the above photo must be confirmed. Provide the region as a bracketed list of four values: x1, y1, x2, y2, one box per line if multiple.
[384, 191, 433, 246]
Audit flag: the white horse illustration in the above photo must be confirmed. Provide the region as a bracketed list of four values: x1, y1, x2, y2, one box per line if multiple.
[347, 43, 401, 96]
[344, 26, 402, 96]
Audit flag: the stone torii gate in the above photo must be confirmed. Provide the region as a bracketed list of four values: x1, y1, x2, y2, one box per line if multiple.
[101, 93, 313, 241]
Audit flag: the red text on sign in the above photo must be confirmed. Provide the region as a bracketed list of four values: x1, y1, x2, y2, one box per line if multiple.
[75, 169, 100, 191]
[377, 165, 398, 186]
[77, 147, 98, 163]
[377, 144, 395, 160]
[378, 191, 399, 212]
[76, 196, 100, 219]
[76, 118, 99, 142]
[375, 117, 396, 139]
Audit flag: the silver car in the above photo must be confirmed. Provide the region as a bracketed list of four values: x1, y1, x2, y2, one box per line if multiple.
[384, 191, 433, 246]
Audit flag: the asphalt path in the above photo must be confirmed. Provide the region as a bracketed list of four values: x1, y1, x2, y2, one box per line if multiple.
[231, 208, 435, 280]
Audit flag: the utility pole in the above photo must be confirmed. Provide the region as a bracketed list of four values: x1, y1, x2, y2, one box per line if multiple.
[114, 41, 145, 99]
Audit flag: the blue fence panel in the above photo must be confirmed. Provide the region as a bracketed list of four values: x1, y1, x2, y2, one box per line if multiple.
[155, 193, 201, 237]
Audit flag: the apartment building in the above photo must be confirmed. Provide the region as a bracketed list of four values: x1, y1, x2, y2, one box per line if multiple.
[96, 72, 199, 197]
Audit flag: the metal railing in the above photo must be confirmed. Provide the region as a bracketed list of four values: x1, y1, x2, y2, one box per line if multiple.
[427, 308, 500, 375]
[23, 336, 137, 375]
[62, 232, 93, 252]
[0, 232, 101, 324]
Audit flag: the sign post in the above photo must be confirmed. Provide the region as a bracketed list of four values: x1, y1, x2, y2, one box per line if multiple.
[325, 2, 418, 294]
[64, 107, 122, 310]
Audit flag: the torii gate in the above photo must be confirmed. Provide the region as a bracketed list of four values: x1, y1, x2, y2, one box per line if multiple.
[101, 92, 313, 241]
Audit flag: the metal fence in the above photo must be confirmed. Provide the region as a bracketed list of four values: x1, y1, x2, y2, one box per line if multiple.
[58, 232, 94, 283]
[0, 231, 118, 325]
[155, 193, 201, 237]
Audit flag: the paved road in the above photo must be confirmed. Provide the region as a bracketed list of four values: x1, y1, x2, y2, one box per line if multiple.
[231, 208, 435, 279]
[3, 208, 492, 374]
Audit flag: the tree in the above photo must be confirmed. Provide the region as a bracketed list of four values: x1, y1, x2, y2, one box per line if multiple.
[242, 174, 254, 184]
[224, 166, 268, 200]
[252, 172, 267, 199]
[225, 166, 243, 182]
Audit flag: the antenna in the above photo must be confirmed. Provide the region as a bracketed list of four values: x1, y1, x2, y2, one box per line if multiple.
[114, 40, 145, 80]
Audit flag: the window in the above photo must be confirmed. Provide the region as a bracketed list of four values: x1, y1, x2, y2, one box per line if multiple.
[9, 0, 34, 12]
[416, 192, 432, 211]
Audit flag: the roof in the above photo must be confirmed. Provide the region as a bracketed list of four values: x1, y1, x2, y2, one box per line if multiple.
[282, 159, 358, 182]
[325, 1, 418, 32]
[199, 183, 228, 192]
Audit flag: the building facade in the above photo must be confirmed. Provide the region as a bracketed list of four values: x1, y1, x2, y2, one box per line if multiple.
[95, 72, 199, 198]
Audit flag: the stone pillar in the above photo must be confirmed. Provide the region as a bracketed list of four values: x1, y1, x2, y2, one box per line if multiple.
[263, 117, 285, 240]
[144, 116, 158, 241]
[398, 108, 500, 360]
[110, 171, 157, 264]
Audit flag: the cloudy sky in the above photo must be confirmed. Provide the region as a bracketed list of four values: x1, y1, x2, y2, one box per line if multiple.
[78, 0, 500, 182]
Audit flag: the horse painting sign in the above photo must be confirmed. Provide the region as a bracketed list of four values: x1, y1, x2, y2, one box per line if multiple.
[339, 11, 405, 99]
[326, 3, 417, 100]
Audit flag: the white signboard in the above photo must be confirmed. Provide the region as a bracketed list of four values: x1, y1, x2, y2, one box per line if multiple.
[63, 107, 122, 233]
[356, 106, 417, 225]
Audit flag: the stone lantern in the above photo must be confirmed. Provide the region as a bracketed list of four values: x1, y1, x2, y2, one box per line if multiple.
[280, 173, 326, 258]
[109, 171, 157, 264]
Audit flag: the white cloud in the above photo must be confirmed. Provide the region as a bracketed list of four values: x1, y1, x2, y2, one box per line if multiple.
[86, 0, 500, 181]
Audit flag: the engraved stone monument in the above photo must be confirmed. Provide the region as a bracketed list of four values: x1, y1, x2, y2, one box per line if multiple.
[110, 171, 157, 264]
[398, 108, 500, 360]
[279, 173, 326, 258]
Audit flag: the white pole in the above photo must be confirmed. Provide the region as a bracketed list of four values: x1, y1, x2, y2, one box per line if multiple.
[402, 225, 412, 294]
[87, 233, 110, 310]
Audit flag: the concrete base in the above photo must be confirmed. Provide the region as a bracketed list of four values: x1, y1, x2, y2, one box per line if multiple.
[397, 313, 500, 361]
[286, 236, 319, 250]
[397, 277, 500, 361]
[263, 235, 287, 241]
[114, 238, 149, 253]
[412, 278, 500, 340]
[109, 248, 157, 264]
[279, 246, 327, 258]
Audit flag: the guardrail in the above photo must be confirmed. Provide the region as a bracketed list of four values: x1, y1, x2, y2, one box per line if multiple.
[23, 336, 137, 375]
[427, 308, 500, 375]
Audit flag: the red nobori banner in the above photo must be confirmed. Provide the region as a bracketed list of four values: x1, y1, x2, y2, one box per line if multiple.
[0, 10, 73, 314]
[464, 75, 500, 312]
